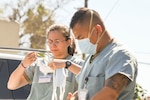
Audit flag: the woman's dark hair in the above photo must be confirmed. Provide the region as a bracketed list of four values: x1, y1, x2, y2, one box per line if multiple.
[47, 24, 76, 56]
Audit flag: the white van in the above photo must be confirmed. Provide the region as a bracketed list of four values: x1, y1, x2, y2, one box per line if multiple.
[0, 53, 31, 99]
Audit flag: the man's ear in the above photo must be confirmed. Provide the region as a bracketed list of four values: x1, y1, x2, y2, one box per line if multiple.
[67, 39, 72, 46]
[95, 24, 102, 33]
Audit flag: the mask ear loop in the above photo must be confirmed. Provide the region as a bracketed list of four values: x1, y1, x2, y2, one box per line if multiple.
[96, 30, 106, 44]
[88, 10, 93, 38]
[52, 70, 58, 100]
[88, 10, 105, 44]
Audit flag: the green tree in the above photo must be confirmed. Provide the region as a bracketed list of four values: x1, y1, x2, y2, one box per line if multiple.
[0, 0, 54, 49]
[133, 83, 148, 100]
[23, 4, 54, 49]
[0, 9, 2, 13]
[0, 0, 75, 49]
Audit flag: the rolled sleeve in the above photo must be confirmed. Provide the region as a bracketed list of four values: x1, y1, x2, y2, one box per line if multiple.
[105, 50, 137, 81]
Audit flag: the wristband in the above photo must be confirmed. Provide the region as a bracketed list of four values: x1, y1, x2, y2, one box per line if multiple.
[21, 63, 27, 68]
[65, 61, 72, 69]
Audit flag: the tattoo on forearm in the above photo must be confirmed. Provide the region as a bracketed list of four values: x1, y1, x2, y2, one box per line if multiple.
[105, 73, 130, 94]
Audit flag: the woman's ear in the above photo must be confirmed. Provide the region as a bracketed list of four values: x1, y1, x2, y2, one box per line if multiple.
[95, 24, 102, 33]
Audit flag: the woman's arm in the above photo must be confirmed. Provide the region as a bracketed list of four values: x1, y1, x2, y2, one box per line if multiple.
[7, 52, 37, 90]
[49, 59, 82, 75]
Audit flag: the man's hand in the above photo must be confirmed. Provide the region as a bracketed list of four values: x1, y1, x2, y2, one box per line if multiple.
[66, 91, 78, 100]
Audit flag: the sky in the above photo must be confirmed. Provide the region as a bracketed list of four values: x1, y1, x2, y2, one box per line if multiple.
[0, 0, 150, 96]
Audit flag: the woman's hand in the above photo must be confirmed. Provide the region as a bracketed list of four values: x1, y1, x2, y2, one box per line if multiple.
[48, 59, 67, 70]
[21, 52, 37, 68]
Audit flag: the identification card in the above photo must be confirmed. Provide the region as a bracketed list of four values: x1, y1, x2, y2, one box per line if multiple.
[38, 74, 52, 83]
[78, 89, 88, 100]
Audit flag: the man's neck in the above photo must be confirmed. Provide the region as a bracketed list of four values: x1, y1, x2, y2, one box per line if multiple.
[90, 35, 113, 63]
[95, 31, 113, 56]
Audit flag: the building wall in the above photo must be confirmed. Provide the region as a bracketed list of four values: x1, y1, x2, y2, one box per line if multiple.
[0, 19, 20, 54]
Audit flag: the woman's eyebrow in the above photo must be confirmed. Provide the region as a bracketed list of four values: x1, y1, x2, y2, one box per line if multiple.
[48, 38, 60, 41]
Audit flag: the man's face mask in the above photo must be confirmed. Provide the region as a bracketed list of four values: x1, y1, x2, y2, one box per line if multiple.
[77, 29, 97, 55]
[77, 10, 105, 55]
[77, 10, 96, 55]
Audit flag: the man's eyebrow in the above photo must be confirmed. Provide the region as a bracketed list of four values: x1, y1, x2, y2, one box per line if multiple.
[73, 31, 82, 39]
[55, 39, 60, 40]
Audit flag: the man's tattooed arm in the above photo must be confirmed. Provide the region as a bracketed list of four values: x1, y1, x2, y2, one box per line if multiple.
[105, 73, 130, 94]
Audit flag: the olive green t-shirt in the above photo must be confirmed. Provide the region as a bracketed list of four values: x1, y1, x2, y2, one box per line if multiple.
[25, 55, 83, 100]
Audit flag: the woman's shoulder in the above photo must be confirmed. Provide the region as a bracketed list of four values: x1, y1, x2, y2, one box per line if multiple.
[69, 55, 84, 65]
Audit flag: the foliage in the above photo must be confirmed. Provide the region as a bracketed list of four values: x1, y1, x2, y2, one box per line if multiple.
[23, 4, 54, 49]
[0, 0, 54, 49]
[133, 83, 148, 100]
[0, 0, 74, 49]
[0, 9, 2, 13]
